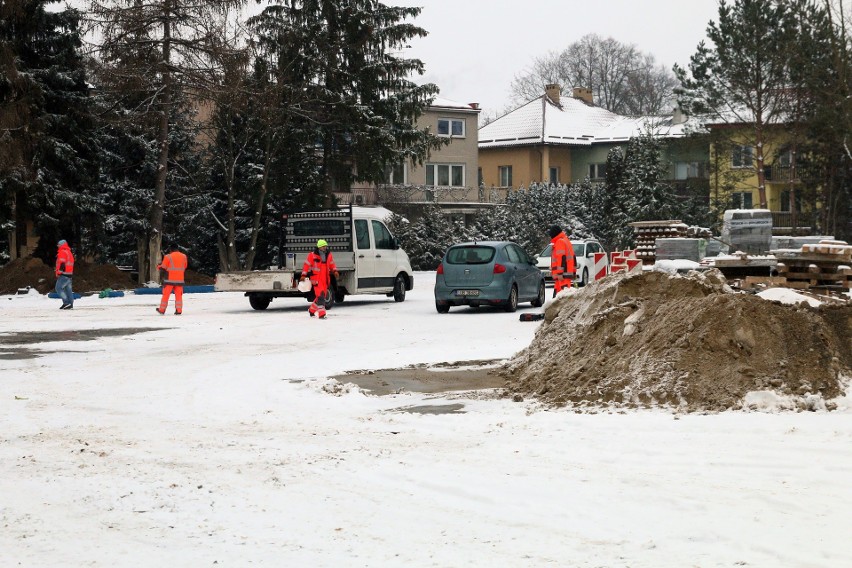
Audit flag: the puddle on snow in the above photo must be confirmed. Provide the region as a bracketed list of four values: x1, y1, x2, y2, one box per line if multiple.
[0, 328, 166, 359]
[393, 403, 466, 415]
[333, 359, 506, 397]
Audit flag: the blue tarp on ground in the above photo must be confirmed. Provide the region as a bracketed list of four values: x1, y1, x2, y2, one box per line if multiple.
[47, 292, 82, 300]
[133, 285, 215, 295]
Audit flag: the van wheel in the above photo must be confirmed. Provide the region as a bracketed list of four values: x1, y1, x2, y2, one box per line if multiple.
[504, 285, 518, 312]
[580, 267, 589, 287]
[392, 274, 406, 302]
[436, 302, 450, 313]
[248, 294, 271, 311]
[531, 281, 545, 307]
[334, 288, 346, 303]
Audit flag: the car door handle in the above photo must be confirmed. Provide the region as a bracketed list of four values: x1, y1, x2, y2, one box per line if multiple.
[376, 254, 382, 258]
[358, 254, 365, 258]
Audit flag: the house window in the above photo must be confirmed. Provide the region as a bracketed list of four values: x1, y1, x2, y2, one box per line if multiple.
[437, 118, 465, 138]
[674, 161, 700, 180]
[589, 163, 606, 180]
[730, 191, 753, 209]
[732, 145, 754, 169]
[498, 165, 513, 187]
[426, 163, 465, 187]
[384, 162, 406, 184]
[549, 167, 560, 185]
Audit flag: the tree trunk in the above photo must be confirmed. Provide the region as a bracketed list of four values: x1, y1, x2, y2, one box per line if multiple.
[145, 6, 172, 284]
[244, 135, 273, 270]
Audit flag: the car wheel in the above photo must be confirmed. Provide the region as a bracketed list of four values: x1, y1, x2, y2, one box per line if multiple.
[580, 267, 589, 287]
[531, 280, 545, 307]
[393, 274, 406, 302]
[334, 288, 346, 303]
[248, 294, 271, 311]
[436, 302, 450, 314]
[504, 285, 518, 312]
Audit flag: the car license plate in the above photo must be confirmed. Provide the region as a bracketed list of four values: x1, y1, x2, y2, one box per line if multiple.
[455, 289, 479, 297]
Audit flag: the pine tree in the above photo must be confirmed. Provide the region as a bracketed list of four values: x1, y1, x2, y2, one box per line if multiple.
[674, 0, 797, 209]
[247, 0, 445, 199]
[0, 0, 101, 262]
[87, 0, 246, 283]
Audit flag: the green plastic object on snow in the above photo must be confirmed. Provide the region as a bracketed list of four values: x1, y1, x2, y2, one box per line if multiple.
[99, 288, 113, 298]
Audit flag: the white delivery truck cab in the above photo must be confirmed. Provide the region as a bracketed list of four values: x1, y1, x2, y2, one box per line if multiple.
[214, 206, 414, 310]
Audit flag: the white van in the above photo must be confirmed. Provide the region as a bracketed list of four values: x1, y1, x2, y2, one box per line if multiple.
[214, 206, 414, 310]
[535, 239, 609, 286]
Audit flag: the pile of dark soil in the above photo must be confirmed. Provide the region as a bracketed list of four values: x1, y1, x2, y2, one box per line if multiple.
[0, 257, 214, 294]
[503, 269, 852, 412]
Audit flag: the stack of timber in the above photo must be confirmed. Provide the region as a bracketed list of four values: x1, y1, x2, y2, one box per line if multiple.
[629, 220, 687, 264]
[772, 240, 852, 291]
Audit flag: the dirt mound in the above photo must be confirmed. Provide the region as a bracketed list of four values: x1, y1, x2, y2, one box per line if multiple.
[503, 269, 852, 412]
[185, 269, 214, 285]
[0, 257, 135, 294]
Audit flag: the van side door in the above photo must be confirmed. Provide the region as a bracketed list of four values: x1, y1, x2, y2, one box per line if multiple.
[369, 219, 398, 290]
[353, 218, 376, 290]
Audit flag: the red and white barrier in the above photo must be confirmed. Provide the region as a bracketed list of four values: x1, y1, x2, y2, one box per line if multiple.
[592, 252, 609, 281]
[609, 250, 642, 275]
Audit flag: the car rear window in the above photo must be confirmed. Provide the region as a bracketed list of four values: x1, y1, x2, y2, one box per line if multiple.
[446, 246, 496, 265]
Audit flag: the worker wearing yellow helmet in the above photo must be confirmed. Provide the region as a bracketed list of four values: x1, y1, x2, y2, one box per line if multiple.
[299, 238, 339, 319]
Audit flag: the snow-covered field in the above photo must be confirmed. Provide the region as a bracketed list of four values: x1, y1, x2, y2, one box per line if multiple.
[2, 272, 851, 567]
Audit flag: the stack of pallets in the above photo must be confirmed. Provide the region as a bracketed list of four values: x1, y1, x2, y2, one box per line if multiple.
[773, 240, 852, 291]
[628, 220, 688, 264]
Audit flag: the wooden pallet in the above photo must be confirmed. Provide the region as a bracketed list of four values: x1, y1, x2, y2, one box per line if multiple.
[776, 262, 852, 289]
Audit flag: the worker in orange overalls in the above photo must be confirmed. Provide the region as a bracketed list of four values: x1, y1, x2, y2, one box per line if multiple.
[156, 242, 188, 315]
[299, 239, 339, 319]
[548, 224, 576, 297]
[55, 239, 75, 309]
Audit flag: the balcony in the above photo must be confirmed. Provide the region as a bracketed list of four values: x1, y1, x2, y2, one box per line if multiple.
[771, 211, 814, 235]
[763, 164, 819, 184]
[376, 184, 509, 205]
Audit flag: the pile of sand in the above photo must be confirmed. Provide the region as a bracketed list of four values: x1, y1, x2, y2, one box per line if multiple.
[0, 257, 213, 295]
[503, 269, 852, 412]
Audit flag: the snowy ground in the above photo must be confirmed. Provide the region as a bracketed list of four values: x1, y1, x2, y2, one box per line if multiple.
[2, 272, 851, 567]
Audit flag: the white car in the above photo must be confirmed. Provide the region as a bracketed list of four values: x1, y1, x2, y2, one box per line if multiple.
[535, 239, 609, 286]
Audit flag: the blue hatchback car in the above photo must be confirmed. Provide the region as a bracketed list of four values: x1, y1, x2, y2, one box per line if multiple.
[434, 241, 546, 313]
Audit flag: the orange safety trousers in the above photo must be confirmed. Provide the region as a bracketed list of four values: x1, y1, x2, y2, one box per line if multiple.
[159, 284, 184, 314]
[308, 280, 328, 318]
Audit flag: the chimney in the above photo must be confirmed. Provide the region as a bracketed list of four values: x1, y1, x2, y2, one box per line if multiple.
[672, 106, 687, 125]
[572, 87, 593, 105]
[468, 102, 480, 110]
[545, 83, 561, 106]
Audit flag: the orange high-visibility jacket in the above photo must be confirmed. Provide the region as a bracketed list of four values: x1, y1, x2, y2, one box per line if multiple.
[301, 249, 337, 288]
[55, 243, 75, 277]
[158, 251, 188, 285]
[550, 231, 576, 281]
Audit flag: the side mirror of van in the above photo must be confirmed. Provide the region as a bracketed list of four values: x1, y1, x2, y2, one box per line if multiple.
[391, 237, 400, 250]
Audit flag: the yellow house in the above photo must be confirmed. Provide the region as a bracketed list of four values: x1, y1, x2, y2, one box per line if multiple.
[478, 85, 699, 190]
[704, 121, 816, 233]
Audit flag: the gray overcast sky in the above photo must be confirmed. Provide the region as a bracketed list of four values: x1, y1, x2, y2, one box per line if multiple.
[394, 0, 722, 118]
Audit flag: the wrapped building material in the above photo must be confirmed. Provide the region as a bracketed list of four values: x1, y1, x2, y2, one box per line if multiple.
[655, 238, 704, 262]
[721, 209, 772, 254]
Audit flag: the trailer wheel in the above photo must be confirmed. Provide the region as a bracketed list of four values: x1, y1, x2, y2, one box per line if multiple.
[248, 294, 271, 311]
[334, 288, 346, 303]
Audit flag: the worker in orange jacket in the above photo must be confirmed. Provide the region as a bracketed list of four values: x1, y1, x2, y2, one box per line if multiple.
[300, 239, 339, 319]
[548, 224, 575, 297]
[55, 239, 75, 309]
[156, 242, 188, 315]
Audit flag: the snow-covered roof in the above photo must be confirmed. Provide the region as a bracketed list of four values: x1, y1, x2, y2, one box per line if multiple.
[429, 96, 480, 113]
[479, 95, 701, 149]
